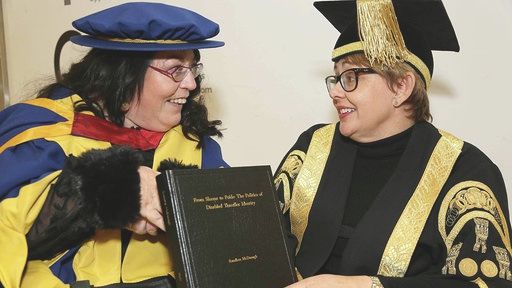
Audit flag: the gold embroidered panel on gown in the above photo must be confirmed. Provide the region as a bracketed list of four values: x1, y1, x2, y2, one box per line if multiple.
[437, 179, 512, 283]
[377, 130, 463, 277]
[289, 124, 336, 255]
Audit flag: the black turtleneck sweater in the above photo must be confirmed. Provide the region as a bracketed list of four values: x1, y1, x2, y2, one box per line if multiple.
[320, 126, 413, 274]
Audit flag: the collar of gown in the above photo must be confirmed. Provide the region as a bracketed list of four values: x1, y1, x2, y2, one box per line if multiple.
[71, 113, 165, 150]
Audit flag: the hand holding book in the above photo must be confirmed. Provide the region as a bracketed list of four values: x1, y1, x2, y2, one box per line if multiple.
[126, 166, 165, 236]
[157, 166, 297, 288]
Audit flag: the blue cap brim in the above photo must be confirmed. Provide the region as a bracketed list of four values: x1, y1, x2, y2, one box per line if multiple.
[70, 35, 224, 51]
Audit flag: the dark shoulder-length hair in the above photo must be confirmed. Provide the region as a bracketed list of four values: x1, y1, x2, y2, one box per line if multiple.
[38, 48, 222, 147]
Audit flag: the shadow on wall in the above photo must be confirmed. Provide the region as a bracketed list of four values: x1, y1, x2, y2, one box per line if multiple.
[0, 77, 4, 109]
[201, 86, 224, 122]
[0, 1, 8, 109]
[429, 78, 456, 98]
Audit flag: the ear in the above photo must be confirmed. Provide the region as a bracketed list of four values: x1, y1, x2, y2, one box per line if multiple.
[393, 71, 415, 106]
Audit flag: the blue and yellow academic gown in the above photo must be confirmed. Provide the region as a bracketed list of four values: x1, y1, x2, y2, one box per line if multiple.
[275, 122, 512, 287]
[0, 87, 228, 288]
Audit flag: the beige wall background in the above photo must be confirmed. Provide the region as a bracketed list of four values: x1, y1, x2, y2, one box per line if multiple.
[2, 0, 512, 214]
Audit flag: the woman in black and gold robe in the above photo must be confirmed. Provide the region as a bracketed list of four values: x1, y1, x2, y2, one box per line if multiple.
[274, 1, 512, 287]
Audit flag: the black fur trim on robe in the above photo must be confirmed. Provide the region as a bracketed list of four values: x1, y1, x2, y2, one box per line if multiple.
[70, 146, 143, 227]
[157, 158, 198, 172]
[27, 146, 143, 260]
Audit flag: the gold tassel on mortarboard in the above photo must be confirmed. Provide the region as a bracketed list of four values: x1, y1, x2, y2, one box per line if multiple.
[356, 0, 411, 68]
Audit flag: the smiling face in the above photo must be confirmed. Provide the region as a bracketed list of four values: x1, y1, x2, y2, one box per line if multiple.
[124, 50, 197, 132]
[330, 57, 415, 142]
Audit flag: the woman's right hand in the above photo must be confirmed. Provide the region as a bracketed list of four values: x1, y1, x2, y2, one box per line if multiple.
[127, 166, 166, 236]
[285, 275, 372, 288]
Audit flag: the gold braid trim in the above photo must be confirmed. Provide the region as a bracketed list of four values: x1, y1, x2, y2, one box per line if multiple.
[472, 277, 489, 288]
[332, 42, 364, 60]
[377, 130, 463, 277]
[96, 36, 188, 44]
[290, 124, 336, 254]
[331, 41, 431, 90]
[295, 268, 304, 281]
[404, 53, 432, 91]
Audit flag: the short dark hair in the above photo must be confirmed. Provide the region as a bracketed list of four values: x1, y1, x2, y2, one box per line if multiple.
[38, 49, 222, 147]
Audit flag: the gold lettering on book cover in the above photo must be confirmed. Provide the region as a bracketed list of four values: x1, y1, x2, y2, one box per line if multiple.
[493, 246, 512, 280]
[377, 130, 463, 277]
[194, 193, 264, 211]
[442, 242, 463, 275]
[473, 218, 489, 253]
[275, 150, 306, 213]
[290, 124, 336, 254]
[228, 254, 258, 264]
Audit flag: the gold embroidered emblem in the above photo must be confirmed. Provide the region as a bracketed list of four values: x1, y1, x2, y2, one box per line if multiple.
[446, 187, 501, 228]
[481, 260, 498, 278]
[378, 130, 463, 277]
[474, 218, 489, 253]
[442, 242, 463, 275]
[279, 151, 306, 178]
[438, 182, 512, 259]
[493, 246, 512, 280]
[275, 150, 306, 213]
[459, 258, 478, 277]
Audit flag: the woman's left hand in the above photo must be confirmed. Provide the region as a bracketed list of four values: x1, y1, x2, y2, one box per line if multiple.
[285, 274, 372, 288]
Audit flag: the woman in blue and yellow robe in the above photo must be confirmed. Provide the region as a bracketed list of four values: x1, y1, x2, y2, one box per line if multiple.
[0, 87, 227, 288]
[0, 3, 227, 287]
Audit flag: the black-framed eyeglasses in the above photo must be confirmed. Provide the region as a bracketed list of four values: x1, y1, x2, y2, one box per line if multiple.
[148, 63, 204, 82]
[325, 67, 377, 94]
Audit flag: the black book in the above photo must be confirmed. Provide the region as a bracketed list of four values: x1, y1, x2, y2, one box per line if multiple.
[157, 166, 296, 288]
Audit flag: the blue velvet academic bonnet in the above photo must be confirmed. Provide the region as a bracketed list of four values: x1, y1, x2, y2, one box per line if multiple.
[70, 2, 224, 51]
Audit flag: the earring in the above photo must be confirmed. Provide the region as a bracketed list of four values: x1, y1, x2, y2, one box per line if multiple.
[121, 103, 130, 111]
[392, 98, 400, 107]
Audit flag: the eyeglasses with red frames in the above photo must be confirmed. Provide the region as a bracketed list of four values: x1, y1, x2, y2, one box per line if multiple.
[325, 67, 377, 94]
[148, 63, 204, 82]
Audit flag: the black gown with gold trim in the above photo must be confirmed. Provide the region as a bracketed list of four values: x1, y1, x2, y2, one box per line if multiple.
[274, 121, 512, 287]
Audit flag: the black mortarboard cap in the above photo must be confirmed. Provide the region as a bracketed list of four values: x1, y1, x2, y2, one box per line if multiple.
[314, 0, 460, 89]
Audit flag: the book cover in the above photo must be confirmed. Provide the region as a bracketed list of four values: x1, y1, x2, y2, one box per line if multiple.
[157, 166, 296, 288]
